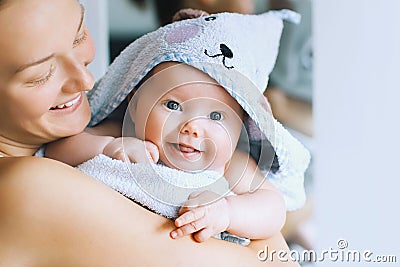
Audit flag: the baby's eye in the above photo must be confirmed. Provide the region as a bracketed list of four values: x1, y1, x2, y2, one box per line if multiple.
[209, 111, 223, 121]
[165, 100, 182, 111]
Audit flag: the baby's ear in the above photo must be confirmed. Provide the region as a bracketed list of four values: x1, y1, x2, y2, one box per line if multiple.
[172, 8, 210, 22]
[127, 89, 137, 103]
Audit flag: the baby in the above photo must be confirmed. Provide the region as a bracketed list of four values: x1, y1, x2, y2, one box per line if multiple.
[47, 9, 309, 244]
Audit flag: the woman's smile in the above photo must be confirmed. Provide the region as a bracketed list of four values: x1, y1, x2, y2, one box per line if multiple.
[50, 93, 82, 110]
[49, 92, 83, 113]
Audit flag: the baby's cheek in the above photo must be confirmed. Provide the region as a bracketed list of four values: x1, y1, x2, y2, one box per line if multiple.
[213, 128, 236, 155]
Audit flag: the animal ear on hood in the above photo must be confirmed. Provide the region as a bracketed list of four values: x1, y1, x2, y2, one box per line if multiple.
[172, 8, 210, 22]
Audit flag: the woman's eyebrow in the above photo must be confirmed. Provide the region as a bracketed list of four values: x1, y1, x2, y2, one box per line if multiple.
[14, 4, 85, 74]
[76, 4, 85, 35]
[15, 54, 55, 73]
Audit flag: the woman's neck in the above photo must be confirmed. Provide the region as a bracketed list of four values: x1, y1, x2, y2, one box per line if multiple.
[0, 136, 41, 157]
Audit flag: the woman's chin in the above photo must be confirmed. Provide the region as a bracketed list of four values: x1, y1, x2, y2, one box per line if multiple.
[51, 97, 91, 139]
[48, 111, 91, 141]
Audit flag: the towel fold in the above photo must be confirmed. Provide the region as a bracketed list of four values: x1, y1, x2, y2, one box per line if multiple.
[77, 154, 250, 246]
[77, 154, 230, 219]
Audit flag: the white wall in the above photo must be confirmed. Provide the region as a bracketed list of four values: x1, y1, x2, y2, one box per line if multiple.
[314, 0, 400, 264]
[81, 0, 109, 81]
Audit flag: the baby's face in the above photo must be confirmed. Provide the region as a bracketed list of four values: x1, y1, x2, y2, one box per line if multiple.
[131, 63, 243, 173]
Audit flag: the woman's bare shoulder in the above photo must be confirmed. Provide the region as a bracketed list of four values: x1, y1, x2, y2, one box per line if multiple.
[0, 157, 68, 187]
[0, 156, 93, 218]
[0, 156, 69, 174]
[0, 156, 117, 207]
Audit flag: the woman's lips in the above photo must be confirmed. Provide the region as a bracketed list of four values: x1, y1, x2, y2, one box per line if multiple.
[50, 93, 82, 111]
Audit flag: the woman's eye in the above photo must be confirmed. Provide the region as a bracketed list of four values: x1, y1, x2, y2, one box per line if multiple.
[73, 27, 88, 48]
[28, 65, 56, 87]
[209, 111, 223, 121]
[165, 100, 181, 111]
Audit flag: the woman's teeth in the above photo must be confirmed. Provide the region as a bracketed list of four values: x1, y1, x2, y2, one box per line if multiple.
[51, 94, 81, 110]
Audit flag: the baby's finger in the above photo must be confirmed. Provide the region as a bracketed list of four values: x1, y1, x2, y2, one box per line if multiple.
[178, 199, 201, 215]
[144, 141, 159, 163]
[188, 191, 203, 199]
[127, 149, 149, 163]
[176, 207, 205, 226]
[193, 227, 215, 243]
[170, 218, 207, 239]
[112, 150, 126, 162]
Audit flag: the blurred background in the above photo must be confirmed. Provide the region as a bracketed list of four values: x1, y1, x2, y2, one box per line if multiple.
[83, 0, 399, 265]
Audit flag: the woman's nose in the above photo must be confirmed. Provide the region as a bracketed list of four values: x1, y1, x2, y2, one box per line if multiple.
[61, 57, 95, 93]
[180, 119, 205, 138]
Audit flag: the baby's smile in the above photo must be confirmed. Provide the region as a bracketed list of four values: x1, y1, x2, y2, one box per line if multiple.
[169, 142, 203, 160]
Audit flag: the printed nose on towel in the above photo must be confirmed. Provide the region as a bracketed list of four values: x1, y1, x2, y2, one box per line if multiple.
[204, 43, 234, 69]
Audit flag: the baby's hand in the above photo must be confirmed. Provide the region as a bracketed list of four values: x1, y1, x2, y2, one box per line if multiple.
[170, 191, 230, 242]
[103, 137, 159, 163]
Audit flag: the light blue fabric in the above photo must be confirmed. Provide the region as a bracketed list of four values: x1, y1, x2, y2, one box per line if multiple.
[87, 10, 309, 211]
[269, 0, 312, 103]
[34, 145, 46, 157]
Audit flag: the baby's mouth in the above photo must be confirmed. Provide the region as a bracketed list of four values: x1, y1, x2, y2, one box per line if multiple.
[173, 143, 201, 154]
[50, 93, 81, 110]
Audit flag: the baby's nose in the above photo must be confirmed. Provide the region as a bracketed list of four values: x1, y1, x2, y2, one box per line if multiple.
[180, 119, 205, 138]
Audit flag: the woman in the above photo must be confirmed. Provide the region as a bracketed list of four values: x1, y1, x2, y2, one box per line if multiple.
[0, 0, 297, 265]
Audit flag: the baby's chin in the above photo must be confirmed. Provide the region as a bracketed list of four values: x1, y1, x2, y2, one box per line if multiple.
[161, 157, 225, 175]
[159, 145, 226, 174]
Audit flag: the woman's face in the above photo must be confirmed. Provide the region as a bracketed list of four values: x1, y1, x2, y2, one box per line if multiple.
[0, 0, 95, 149]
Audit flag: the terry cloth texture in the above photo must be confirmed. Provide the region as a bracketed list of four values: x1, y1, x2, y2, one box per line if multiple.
[87, 10, 310, 211]
[77, 154, 250, 246]
[77, 154, 230, 219]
